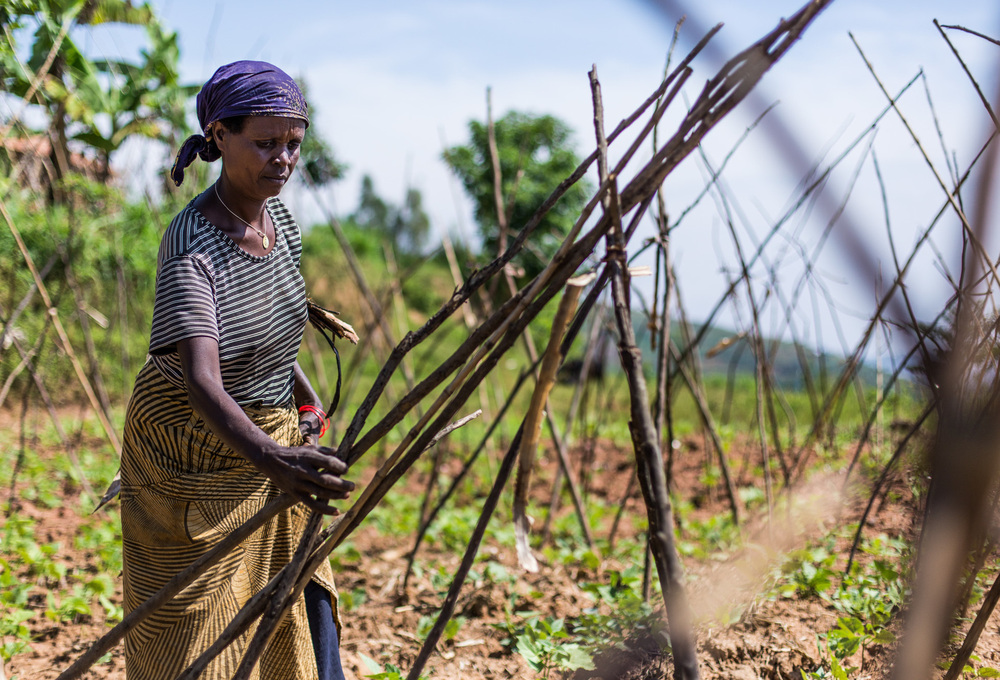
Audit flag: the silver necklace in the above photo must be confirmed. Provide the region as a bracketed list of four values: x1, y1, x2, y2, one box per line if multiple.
[214, 182, 269, 250]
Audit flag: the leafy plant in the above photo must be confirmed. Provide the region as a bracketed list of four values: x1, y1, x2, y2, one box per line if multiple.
[510, 616, 595, 679]
[0, 553, 36, 661]
[492, 567, 660, 679]
[825, 615, 894, 660]
[337, 587, 369, 612]
[2, 0, 195, 190]
[481, 560, 516, 587]
[777, 546, 837, 599]
[47, 586, 92, 623]
[358, 652, 427, 680]
[74, 516, 123, 575]
[676, 512, 741, 559]
[416, 610, 465, 643]
[0, 606, 34, 662]
[800, 650, 853, 680]
[575, 567, 662, 651]
[775, 534, 909, 676]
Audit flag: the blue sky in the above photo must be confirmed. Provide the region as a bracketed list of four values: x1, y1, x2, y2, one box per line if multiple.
[42, 1, 1000, 353]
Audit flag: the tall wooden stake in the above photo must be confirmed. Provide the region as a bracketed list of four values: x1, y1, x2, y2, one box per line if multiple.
[591, 66, 699, 679]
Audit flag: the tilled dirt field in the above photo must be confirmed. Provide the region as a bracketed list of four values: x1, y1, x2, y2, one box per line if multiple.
[4, 422, 1000, 680]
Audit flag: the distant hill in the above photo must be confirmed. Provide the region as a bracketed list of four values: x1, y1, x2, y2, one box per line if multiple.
[626, 319, 884, 391]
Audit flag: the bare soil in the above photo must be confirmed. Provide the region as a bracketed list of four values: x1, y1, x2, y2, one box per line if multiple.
[3, 423, 1000, 680]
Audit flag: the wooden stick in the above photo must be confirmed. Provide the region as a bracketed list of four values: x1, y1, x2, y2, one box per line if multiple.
[668, 340, 741, 525]
[0, 199, 121, 454]
[483, 87, 597, 550]
[888, 37, 1000, 680]
[337, 228, 613, 562]
[175, 410, 484, 678]
[0, 13, 71, 140]
[405, 426, 524, 680]
[841, 309, 948, 486]
[232, 512, 323, 679]
[648, 13, 686, 395]
[938, 24, 1000, 49]
[668, 73, 921, 386]
[301, 173, 418, 397]
[56, 495, 295, 680]
[486, 87, 510, 258]
[605, 176, 699, 679]
[513, 275, 589, 571]
[0, 311, 93, 501]
[402, 369, 532, 590]
[78, 6, 850, 675]
[850, 33, 1000, 290]
[592, 59, 698, 676]
[944, 567, 1000, 680]
[540, 303, 608, 542]
[790, 124, 999, 483]
[335, 21, 719, 460]
[60, 239, 115, 442]
[0, 251, 59, 369]
[341, 230, 611, 542]
[437, 226, 494, 422]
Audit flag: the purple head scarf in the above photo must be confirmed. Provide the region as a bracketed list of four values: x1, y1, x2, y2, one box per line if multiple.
[170, 60, 309, 186]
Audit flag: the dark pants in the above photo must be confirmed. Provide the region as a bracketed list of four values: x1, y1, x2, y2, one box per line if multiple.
[305, 580, 347, 680]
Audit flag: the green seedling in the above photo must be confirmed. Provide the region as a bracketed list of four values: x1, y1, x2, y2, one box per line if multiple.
[416, 610, 465, 642]
[512, 617, 594, 680]
[358, 652, 428, 680]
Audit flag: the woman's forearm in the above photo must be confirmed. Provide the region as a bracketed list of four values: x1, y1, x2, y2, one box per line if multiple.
[293, 361, 322, 410]
[293, 361, 325, 442]
[176, 335, 353, 512]
[178, 336, 278, 465]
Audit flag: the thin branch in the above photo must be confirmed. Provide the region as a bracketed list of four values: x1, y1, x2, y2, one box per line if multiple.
[938, 23, 1000, 48]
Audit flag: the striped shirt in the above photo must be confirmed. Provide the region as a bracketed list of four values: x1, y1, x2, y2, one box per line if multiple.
[148, 197, 307, 407]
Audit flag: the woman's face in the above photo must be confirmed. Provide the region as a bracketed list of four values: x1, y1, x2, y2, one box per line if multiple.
[215, 115, 306, 201]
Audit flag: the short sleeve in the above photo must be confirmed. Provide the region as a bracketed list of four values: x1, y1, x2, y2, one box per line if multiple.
[149, 255, 218, 355]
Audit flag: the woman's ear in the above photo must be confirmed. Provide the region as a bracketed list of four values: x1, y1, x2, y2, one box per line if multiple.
[212, 123, 228, 154]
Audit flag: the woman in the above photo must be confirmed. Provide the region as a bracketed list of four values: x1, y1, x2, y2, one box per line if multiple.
[120, 61, 352, 679]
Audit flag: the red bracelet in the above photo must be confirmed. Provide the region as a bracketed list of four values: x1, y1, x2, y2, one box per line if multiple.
[298, 404, 329, 438]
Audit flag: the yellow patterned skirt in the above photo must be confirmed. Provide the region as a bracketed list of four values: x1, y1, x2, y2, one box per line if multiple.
[119, 360, 337, 680]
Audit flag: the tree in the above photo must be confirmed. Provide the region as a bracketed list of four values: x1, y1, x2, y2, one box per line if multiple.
[1, 0, 194, 197]
[390, 187, 430, 254]
[75, 20, 198, 182]
[351, 174, 430, 254]
[443, 110, 591, 283]
[294, 79, 346, 187]
[353, 174, 392, 231]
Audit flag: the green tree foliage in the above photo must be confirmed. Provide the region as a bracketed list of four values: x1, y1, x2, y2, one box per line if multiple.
[1, 0, 193, 195]
[299, 129, 345, 187]
[294, 79, 346, 187]
[390, 187, 430, 254]
[75, 21, 197, 179]
[443, 111, 591, 282]
[0, 2, 42, 46]
[353, 175, 391, 231]
[0, 180, 174, 396]
[351, 174, 430, 254]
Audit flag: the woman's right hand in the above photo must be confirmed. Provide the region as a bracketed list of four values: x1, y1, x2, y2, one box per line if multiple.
[251, 442, 354, 515]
